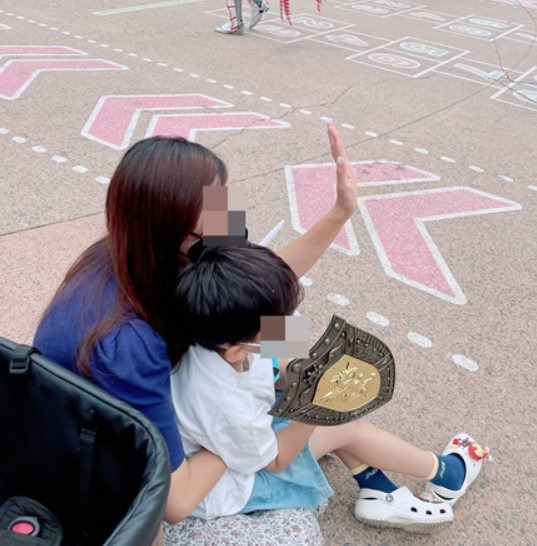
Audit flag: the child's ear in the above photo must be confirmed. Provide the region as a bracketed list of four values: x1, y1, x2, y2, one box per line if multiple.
[222, 344, 245, 364]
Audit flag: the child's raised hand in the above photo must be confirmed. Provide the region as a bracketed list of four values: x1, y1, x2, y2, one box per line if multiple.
[327, 121, 358, 218]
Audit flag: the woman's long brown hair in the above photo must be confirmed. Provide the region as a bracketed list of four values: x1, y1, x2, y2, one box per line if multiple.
[44, 136, 227, 377]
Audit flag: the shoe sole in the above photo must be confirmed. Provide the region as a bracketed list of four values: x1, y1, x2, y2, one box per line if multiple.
[355, 515, 453, 534]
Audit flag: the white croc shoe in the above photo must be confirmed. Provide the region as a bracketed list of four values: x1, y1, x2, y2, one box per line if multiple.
[354, 486, 453, 533]
[425, 433, 490, 506]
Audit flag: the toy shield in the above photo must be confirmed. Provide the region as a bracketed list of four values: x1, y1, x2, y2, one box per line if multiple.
[270, 315, 395, 425]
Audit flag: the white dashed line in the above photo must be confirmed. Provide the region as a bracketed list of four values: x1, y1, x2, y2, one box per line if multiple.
[342, 123, 355, 129]
[440, 156, 456, 163]
[407, 332, 433, 348]
[320, 116, 333, 122]
[142, 58, 152, 62]
[189, 73, 200, 78]
[73, 165, 89, 174]
[95, 176, 110, 185]
[113, 48, 123, 52]
[241, 90, 253, 96]
[469, 165, 485, 173]
[12, 136, 27, 144]
[62, 31, 71, 35]
[528, 185, 537, 191]
[261, 96, 273, 102]
[279, 103, 292, 109]
[31, 146, 47, 153]
[389, 138, 404, 146]
[365, 131, 379, 138]
[206, 78, 217, 84]
[415, 147, 429, 154]
[129, 53, 139, 58]
[327, 293, 350, 306]
[223, 84, 234, 89]
[365, 311, 390, 327]
[299, 109, 312, 115]
[87, 39, 97, 44]
[0, 128, 9, 134]
[51, 155, 68, 163]
[299, 276, 313, 287]
[452, 354, 479, 371]
[499, 175, 514, 182]
[157, 62, 168, 67]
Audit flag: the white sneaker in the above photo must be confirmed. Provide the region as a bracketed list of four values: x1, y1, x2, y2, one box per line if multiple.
[249, 0, 269, 30]
[215, 21, 245, 35]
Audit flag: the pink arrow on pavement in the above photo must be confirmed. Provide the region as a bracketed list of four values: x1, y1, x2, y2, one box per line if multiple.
[285, 161, 439, 256]
[0, 45, 87, 58]
[146, 112, 290, 141]
[358, 186, 521, 304]
[0, 58, 127, 100]
[81, 94, 234, 150]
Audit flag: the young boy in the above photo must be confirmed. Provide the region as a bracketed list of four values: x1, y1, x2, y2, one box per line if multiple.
[171, 243, 487, 531]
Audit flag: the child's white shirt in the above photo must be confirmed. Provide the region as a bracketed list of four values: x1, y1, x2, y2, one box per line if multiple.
[170, 344, 278, 518]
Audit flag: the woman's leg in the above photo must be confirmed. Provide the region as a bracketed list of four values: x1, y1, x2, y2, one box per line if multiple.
[309, 418, 434, 479]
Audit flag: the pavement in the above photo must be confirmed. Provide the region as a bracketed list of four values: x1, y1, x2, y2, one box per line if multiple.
[1, 0, 536, 544]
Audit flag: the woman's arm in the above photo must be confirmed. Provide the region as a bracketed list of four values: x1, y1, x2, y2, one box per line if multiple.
[277, 122, 358, 277]
[165, 449, 226, 523]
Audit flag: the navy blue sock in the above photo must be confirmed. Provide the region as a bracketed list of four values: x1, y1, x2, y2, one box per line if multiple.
[430, 454, 466, 490]
[352, 467, 397, 493]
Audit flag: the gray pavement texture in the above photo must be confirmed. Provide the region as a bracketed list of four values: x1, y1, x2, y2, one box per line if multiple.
[1, 0, 536, 544]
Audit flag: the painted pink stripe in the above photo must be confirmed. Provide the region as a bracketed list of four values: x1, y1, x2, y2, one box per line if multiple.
[86, 95, 230, 149]
[0, 59, 124, 99]
[150, 112, 285, 140]
[0, 46, 85, 57]
[291, 165, 350, 249]
[362, 189, 512, 297]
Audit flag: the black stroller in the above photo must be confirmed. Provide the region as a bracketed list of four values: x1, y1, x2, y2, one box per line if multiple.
[0, 337, 171, 545]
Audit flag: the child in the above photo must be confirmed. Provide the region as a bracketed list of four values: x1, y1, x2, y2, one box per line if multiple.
[171, 243, 489, 531]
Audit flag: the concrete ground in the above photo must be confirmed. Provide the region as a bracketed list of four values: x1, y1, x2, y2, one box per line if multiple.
[1, 0, 536, 544]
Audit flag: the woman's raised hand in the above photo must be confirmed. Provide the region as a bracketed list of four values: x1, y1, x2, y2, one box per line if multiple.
[327, 121, 358, 219]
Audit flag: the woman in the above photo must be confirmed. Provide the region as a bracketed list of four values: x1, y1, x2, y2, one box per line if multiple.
[33, 122, 359, 524]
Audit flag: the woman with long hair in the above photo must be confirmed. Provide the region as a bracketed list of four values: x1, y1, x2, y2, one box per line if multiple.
[34, 123, 359, 523]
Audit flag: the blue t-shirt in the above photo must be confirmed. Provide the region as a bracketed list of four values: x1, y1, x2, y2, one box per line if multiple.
[33, 276, 185, 471]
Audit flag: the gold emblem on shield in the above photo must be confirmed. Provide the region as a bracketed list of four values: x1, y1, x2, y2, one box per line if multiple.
[313, 356, 381, 412]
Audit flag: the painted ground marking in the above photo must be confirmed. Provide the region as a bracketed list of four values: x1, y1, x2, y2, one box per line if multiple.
[327, 293, 350, 306]
[365, 311, 390, 327]
[286, 161, 439, 256]
[94, 0, 202, 16]
[359, 187, 522, 304]
[146, 112, 290, 142]
[81, 94, 233, 150]
[0, 58, 127, 100]
[407, 332, 433, 348]
[451, 354, 479, 371]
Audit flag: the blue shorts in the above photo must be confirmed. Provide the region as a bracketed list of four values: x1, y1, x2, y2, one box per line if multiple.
[240, 415, 334, 513]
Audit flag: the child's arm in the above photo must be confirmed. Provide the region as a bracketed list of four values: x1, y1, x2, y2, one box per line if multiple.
[274, 358, 288, 390]
[264, 421, 316, 473]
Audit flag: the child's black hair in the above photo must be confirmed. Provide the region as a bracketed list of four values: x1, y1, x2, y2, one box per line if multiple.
[175, 242, 304, 350]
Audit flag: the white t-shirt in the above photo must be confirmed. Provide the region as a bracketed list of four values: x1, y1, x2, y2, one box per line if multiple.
[170, 345, 278, 518]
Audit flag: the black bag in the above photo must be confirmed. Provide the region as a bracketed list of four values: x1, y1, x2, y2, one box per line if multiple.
[0, 337, 171, 546]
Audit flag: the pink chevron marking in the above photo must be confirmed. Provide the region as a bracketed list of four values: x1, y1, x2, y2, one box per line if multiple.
[147, 112, 289, 141]
[285, 161, 439, 256]
[0, 46, 86, 57]
[81, 94, 233, 150]
[359, 187, 521, 304]
[0, 59, 125, 100]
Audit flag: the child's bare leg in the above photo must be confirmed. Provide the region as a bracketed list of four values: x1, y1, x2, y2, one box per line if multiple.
[309, 418, 434, 478]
